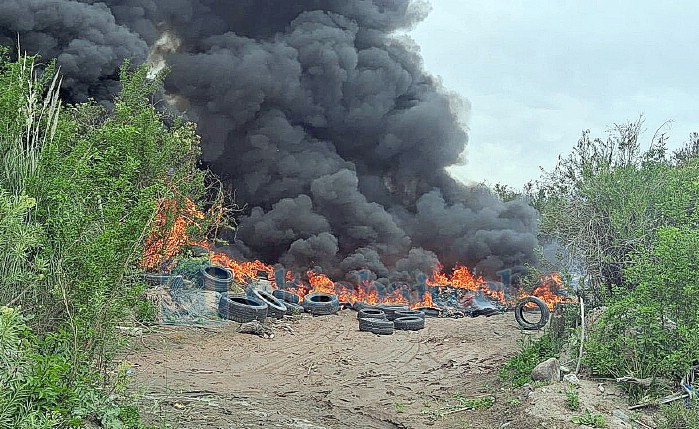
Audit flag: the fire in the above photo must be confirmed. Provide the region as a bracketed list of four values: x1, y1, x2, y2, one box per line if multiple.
[141, 197, 204, 271]
[212, 252, 276, 283]
[427, 264, 506, 302]
[528, 272, 573, 310]
[141, 198, 572, 312]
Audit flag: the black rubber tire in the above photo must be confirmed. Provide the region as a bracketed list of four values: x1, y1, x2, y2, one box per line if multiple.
[514, 296, 550, 330]
[272, 289, 301, 305]
[357, 308, 386, 320]
[352, 302, 374, 312]
[394, 316, 425, 331]
[369, 319, 394, 335]
[218, 294, 268, 323]
[285, 302, 304, 316]
[201, 265, 232, 292]
[250, 289, 287, 319]
[379, 305, 410, 321]
[414, 307, 442, 318]
[359, 317, 383, 332]
[303, 293, 340, 316]
[395, 309, 425, 320]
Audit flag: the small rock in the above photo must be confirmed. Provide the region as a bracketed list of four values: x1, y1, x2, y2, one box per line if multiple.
[531, 357, 561, 383]
[612, 409, 630, 423]
[563, 373, 580, 385]
[501, 422, 512, 428]
[597, 384, 605, 393]
[518, 383, 534, 401]
[560, 365, 571, 374]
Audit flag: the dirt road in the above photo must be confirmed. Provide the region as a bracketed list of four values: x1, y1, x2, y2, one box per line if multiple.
[126, 311, 552, 428]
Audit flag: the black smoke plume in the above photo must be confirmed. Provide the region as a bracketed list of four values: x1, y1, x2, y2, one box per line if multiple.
[0, 0, 538, 281]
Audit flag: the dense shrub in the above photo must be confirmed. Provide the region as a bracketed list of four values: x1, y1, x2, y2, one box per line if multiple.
[0, 307, 153, 428]
[0, 52, 208, 427]
[584, 227, 699, 383]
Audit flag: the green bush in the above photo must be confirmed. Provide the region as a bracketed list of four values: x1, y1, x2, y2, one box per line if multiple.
[0, 53, 209, 427]
[585, 227, 699, 388]
[659, 402, 699, 429]
[0, 307, 153, 428]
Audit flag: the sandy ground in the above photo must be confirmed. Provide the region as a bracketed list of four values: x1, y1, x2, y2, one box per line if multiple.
[124, 310, 644, 429]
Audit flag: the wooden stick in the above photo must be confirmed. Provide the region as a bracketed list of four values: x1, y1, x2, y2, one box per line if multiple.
[575, 296, 585, 374]
[628, 392, 688, 410]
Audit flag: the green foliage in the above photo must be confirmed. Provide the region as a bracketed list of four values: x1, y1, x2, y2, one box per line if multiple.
[584, 227, 699, 390]
[133, 284, 158, 326]
[571, 409, 606, 427]
[26, 58, 204, 359]
[170, 256, 210, 282]
[0, 307, 153, 429]
[498, 333, 562, 387]
[0, 53, 209, 428]
[565, 384, 580, 411]
[659, 402, 699, 429]
[530, 118, 699, 300]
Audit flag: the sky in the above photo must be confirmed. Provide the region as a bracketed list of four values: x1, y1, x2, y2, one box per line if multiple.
[410, 1, 699, 187]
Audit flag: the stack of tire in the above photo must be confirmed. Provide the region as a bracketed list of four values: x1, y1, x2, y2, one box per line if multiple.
[357, 306, 426, 335]
[218, 288, 294, 323]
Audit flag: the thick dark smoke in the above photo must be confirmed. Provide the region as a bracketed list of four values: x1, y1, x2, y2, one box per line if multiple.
[0, 0, 539, 281]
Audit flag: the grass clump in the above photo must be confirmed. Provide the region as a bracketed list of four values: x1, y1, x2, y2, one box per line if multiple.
[571, 409, 606, 427]
[564, 384, 580, 411]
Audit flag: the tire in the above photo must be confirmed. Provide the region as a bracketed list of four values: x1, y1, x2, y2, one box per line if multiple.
[218, 294, 268, 323]
[303, 293, 340, 316]
[358, 317, 394, 333]
[357, 308, 386, 320]
[358, 317, 382, 332]
[250, 289, 287, 319]
[414, 307, 442, 318]
[201, 265, 233, 292]
[352, 302, 374, 312]
[395, 309, 425, 320]
[394, 316, 425, 331]
[514, 296, 550, 330]
[285, 302, 304, 316]
[369, 319, 394, 335]
[272, 289, 301, 305]
[379, 305, 409, 321]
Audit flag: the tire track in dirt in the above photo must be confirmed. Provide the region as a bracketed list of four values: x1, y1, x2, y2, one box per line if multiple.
[128, 311, 522, 429]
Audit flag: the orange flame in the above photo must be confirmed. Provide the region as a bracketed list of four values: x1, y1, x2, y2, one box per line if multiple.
[211, 252, 276, 284]
[527, 272, 573, 310]
[142, 199, 572, 311]
[141, 197, 204, 271]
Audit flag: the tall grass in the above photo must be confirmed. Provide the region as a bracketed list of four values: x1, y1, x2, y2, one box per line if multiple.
[0, 51, 61, 309]
[0, 51, 61, 197]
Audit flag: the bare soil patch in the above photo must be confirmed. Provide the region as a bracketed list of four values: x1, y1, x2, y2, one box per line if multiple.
[124, 311, 638, 428]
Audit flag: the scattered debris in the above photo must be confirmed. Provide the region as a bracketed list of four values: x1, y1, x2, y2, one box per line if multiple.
[237, 320, 274, 338]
